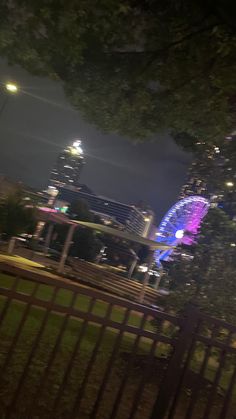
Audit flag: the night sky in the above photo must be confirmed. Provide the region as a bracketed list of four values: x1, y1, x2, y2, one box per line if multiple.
[0, 59, 191, 223]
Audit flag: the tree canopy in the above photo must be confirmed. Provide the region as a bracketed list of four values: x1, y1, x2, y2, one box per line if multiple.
[0, 191, 37, 238]
[1, 1, 236, 144]
[51, 198, 102, 262]
[164, 208, 236, 323]
[67, 198, 93, 222]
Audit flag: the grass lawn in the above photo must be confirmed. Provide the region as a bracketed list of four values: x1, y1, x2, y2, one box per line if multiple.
[0, 272, 165, 419]
[0, 254, 45, 268]
[0, 272, 151, 327]
[0, 272, 235, 418]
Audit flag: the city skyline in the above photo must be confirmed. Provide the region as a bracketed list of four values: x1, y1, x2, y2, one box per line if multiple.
[0, 59, 191, 222]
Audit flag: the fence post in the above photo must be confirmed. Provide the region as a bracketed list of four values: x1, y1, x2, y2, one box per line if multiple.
[139, 250, 154, 303]
[43, 223, 54, 255]
[150, 304, 199, 419]
[58, 224, 76, 273]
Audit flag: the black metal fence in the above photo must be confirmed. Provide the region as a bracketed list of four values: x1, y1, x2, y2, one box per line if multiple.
[0, 262, 235, 418]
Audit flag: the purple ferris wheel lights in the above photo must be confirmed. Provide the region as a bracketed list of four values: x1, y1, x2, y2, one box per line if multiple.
[155, 196, 210, 264]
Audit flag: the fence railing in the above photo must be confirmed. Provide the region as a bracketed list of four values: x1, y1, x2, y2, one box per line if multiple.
[0, 262, 235, 419]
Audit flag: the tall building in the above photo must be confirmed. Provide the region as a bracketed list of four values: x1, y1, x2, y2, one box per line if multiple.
[55, 187, 154, 237]
[49, 140, 85, 190]
[180, 136, 236, 219]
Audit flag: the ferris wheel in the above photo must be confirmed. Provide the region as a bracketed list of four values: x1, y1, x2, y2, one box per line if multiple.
[155, 196, 210, 264]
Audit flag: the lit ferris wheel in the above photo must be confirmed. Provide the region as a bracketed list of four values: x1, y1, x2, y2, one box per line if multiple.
[155, 196, 210, 264]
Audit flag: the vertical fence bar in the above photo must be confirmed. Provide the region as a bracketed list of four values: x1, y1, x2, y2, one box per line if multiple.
[0, 276, 20, 328]
[128, 339, 157, 419]
[150, 305, 199, 419]
[27, 290, 78, 417]
[6, 286, 59, 417]
[167, 319, 202, 419]
[219, 363, 236, 419]
[109, 313, 148, 419]
[90, 308, 131, 419]
[185, 324, 219, 419]
[202, 331, 233, 419]
[51, 297, 96, 416]
[0, 282, 40, 380]
[69, 303, 113, 418]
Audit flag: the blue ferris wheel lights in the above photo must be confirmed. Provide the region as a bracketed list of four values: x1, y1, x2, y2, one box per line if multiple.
[155, 195, 210, 265]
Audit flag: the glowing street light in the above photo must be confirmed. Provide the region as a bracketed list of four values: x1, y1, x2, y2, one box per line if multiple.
[0, 82, 19, 118]
[5, 82, 19, 93]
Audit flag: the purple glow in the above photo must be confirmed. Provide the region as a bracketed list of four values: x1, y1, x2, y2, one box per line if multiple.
[155, 196, 210, 263]
[39, 207, 58, 213]
[182, 199, 209, 244]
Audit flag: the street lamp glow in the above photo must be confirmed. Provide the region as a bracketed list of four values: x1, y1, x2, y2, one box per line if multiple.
[226, 181, 234, 188]
[175, 229, 184, 239]
[5, 83, 18, 93]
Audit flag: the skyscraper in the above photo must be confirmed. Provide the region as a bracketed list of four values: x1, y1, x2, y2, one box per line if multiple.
[180, 136, 236, 219]
[179, 141, 214, 199]
[49, 140, 85, 190]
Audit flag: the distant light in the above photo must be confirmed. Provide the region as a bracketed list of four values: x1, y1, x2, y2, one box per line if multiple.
[60, 206, 68, 214]
[70, 147, 78, 155]
[230, 243, 236, 247]
[5, 82, 18, 93]
[138, 265, 148, 273]
[71, 140, 83, 155]
[47, 186, 58, 197]
[175, 229, 184, 239]
[144, 217, 150, 222]
[226, 181, 234, 188]
[39, 207, 58, 213]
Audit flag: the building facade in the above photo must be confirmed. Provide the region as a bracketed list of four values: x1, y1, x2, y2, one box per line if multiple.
[179, 136, 236, 219]
[49, 140, 84, 190]
[55, 187, 154, 237]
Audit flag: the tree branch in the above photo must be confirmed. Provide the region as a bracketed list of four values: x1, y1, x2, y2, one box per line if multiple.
[141, 22, 219, 71]
[106, 22, 218, 59]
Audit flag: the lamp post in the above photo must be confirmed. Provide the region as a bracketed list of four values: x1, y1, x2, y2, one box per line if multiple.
[58, 224, 76, 273]
[139, 249, 154, 304]
[0, 82, 19, 118]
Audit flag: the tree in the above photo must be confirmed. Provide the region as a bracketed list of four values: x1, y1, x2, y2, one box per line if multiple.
[51, 198, 103, 262]
[0, 191, 37, 238]
[179, 135, 236, 215]
[1, 1, 236, 144]
[70, 228, 102, 262]
[67, 198, 93, 222]
[164, 208, 236, 323]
